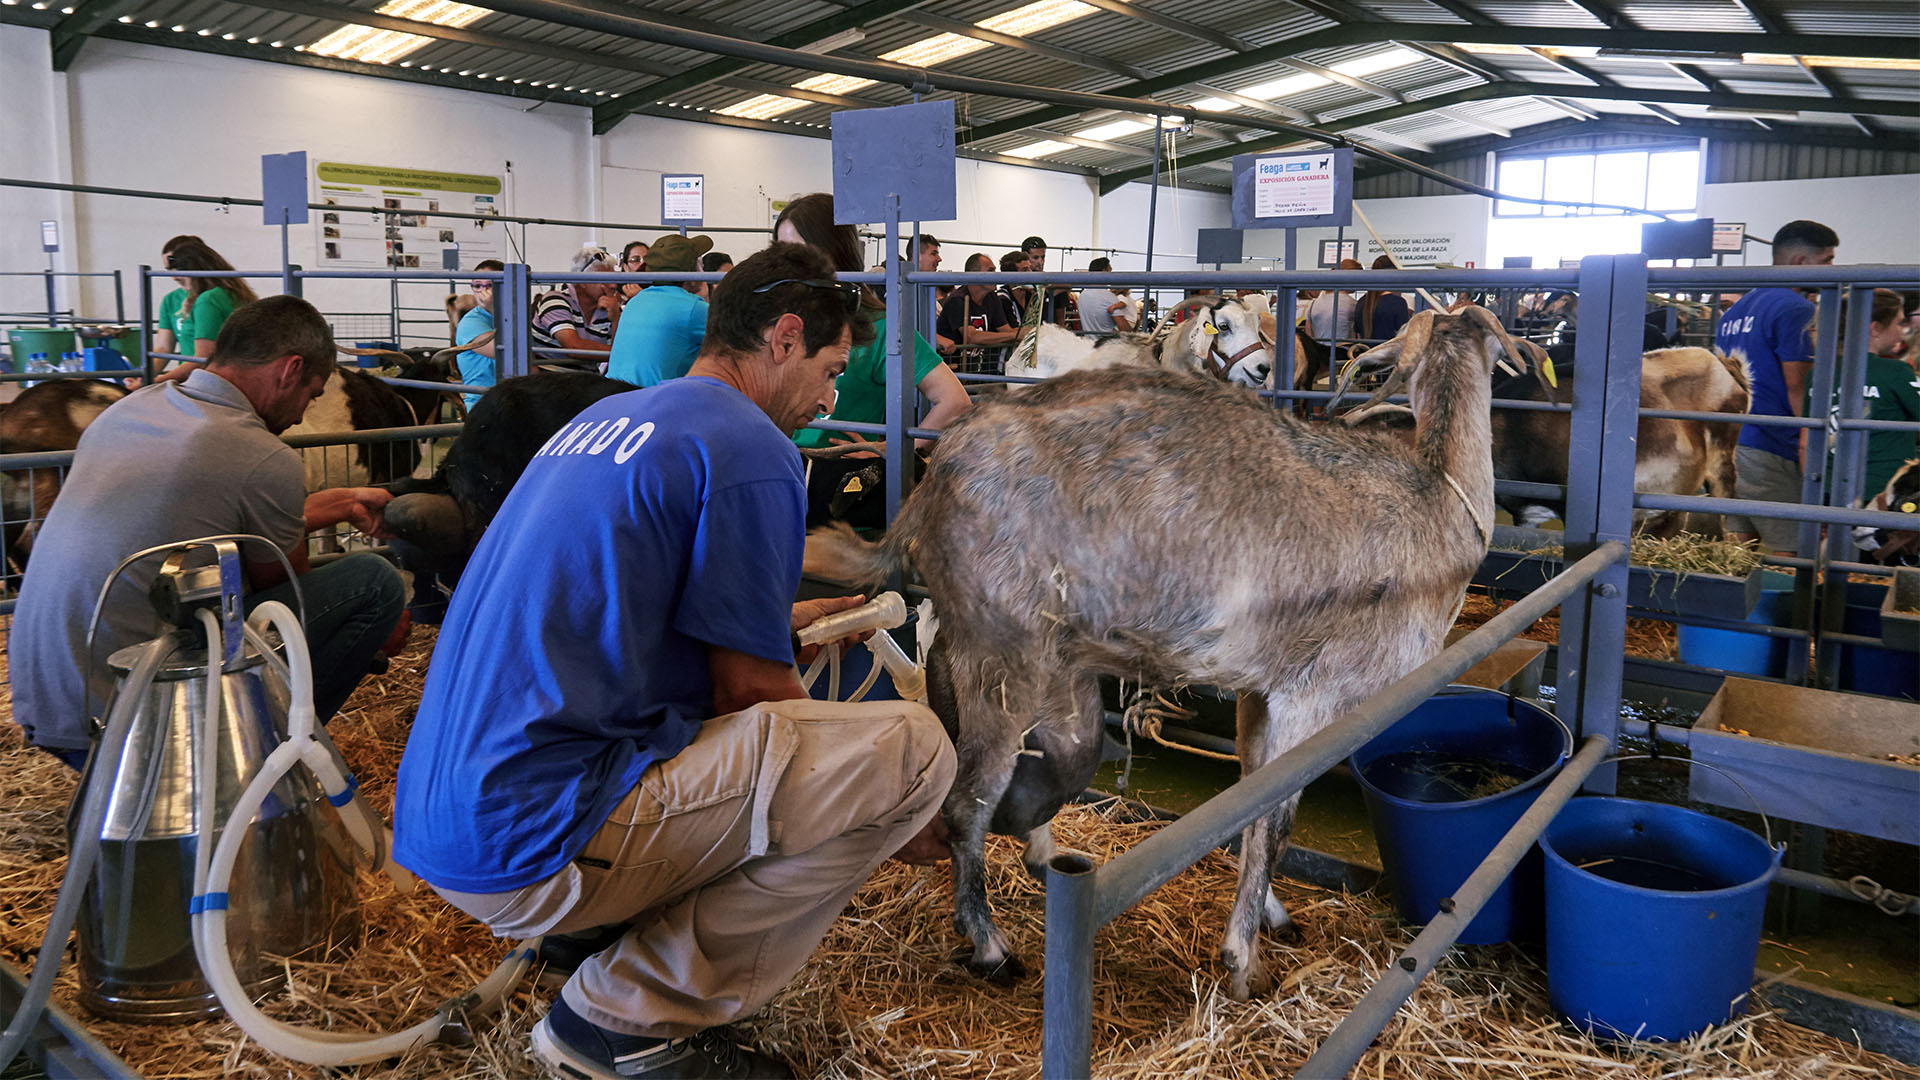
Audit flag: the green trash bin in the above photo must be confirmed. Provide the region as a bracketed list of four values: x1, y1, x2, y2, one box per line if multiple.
[6, 327, 80, 373]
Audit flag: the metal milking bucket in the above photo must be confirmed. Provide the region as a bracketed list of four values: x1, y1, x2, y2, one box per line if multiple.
[69, 542, 362, 1022]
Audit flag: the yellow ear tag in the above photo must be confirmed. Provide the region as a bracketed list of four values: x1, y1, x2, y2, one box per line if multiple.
[1338, 353, 1363, 383]
[1902, 501, 1917, 513]
[1203, 322, 1220, 335]
[1541, 355, 1558, 389]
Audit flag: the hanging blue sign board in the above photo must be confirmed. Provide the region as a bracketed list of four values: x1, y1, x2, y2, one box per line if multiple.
[1231, 148, 1352, 230]
[1196, 228, 1244, 265]
[831, 100, 958, 224]
[261, 151, 310, 226]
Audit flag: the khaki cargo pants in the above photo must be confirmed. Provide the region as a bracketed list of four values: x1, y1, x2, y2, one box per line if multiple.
[436, 698, 954, 1038]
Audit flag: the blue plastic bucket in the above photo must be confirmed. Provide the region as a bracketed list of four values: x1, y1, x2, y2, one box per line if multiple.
[1541, 797, 1781, 1041]
[1350, 687, 1570, 944]
[1838, 583, 1919, 700]
[1677, 571, 1793, 677]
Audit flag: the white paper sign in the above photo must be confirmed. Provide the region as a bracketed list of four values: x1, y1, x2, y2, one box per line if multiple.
[662, 174, 704, 224]
[1253, 152, 1337, 218]
[1711, 221, 1745, 254]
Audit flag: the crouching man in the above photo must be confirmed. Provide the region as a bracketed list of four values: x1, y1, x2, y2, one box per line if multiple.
[10, 296, 405, 768]
[392, 244, 955, 1079]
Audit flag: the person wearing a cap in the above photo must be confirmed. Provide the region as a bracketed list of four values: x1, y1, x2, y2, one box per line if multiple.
[608, 234, 714, 387]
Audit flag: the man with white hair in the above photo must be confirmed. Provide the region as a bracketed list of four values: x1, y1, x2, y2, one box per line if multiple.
[531, 245, 622, 370]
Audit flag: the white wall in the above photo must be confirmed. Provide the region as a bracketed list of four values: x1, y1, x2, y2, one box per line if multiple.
[0, 25, 76, 318]
[1239, 193, 1490, 270]
[1698, 173, 1920, 268]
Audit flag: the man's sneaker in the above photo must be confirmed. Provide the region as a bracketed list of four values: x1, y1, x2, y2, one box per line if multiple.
[531, 997, 795, 1079]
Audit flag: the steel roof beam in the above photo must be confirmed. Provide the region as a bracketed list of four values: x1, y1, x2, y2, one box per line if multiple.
[48, 0, 143, 71]
[1068, 0, 1257, 55]
[1729, 0, 1880, 137]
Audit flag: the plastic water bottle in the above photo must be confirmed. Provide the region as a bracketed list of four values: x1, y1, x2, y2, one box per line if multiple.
[61, 350, 84, 373]
[25, 351, 53, 389]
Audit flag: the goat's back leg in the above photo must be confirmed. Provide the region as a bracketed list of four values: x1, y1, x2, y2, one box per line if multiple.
[1222, 690, 1329, 1001]
[943, 660, 1040, 985]
[1008, 672, 1106, 882]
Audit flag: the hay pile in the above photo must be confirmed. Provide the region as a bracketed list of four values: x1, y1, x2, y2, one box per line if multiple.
[1455, 592, 1678, 662]
[2, 630, 1913, 1079]
[1502, 535, 1765, 581]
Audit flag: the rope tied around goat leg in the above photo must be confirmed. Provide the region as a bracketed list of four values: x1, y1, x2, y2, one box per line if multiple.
[1122, 689, 1240, 762]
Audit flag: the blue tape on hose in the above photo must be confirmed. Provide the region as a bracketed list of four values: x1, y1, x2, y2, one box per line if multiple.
[188, 892, 229, 914]
[326, 773, 361, 807]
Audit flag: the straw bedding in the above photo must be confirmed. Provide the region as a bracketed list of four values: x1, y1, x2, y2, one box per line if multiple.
[1, 629, 1912, 1079]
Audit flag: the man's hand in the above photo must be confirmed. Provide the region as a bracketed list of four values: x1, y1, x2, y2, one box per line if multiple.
[790, 594, 871, 666]
[153, 363, 199, 385]
[306, 487, 395, 538]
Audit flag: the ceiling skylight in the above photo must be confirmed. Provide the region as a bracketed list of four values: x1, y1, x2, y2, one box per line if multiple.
[1004, 139, 1074, 158]
[717, 94, 810, 120]
[1076, 117, 1153, 141]
[977, 0, 1095, 37]
[305, 1, 490, 66]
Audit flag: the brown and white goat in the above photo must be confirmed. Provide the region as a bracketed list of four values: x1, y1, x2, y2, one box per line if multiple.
[1856, 458, 1920, 564]
[807, 307, 1526, 999]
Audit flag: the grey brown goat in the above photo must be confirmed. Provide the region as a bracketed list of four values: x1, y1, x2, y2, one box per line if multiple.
[807, 306, 1528, 998]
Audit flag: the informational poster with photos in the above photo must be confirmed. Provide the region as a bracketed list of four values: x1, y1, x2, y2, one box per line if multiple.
[313, 161, 505, 269]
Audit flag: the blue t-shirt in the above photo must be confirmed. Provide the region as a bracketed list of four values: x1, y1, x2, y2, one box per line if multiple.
[1716, 288, 1813, 461]
[608, 285, 709, 388]
[391, 377, 806, 894]
[455, 305, 496, 409]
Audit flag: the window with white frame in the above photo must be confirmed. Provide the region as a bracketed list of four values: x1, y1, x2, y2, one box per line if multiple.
[1487, 148, 1701, 268]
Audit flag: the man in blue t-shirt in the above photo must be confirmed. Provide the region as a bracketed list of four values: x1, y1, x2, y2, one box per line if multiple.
[607, 233, 713, 387]
[392, 245, 954, 1080]
[1714, 219, 1838, 554]
[454, 259, 502, 409]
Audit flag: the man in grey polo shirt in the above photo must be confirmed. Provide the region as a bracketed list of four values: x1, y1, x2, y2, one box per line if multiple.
[9, 295, 407, 768]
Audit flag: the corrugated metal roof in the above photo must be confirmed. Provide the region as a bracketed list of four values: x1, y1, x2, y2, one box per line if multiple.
[4, 0, 1911, 187]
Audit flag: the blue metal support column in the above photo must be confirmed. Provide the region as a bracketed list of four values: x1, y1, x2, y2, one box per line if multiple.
[1276, 286, 1298, 408]
[112, 269, 124, 323]
[1790, 286, 1843, 684]
[1556, 254, 1646, 788]
[883, 196, 911, 525]
[137, 264, 155, 384]
[1302, 733, 1613, 1075]
[1041, 853, 1096, 1080]
[1816, 289, 1877, 688]
[499, 262, 532, 379]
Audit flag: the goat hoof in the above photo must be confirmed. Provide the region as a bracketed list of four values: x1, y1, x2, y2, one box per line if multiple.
[956, 947, 1026, 985]
[1220, 947, 1268, 1002]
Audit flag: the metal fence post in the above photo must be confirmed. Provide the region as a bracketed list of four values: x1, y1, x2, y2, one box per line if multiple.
[1041, 854, 1096, 1080]
[499, 263, 532, 379]
[1816, 289, 1877, 688]
[1790, 286, 1843, 684]
[113, 269, 125, 323]
[883, 195, 911, 525]
[137, 265, 155, 384]
[1555, 253, 1645, 789]
[285, 264, 304, 300]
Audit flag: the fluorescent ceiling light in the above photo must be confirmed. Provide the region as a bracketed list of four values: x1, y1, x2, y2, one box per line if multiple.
[793, 72, 878, 95]
[1744, 52, 1920, 71]
[1005, 139, 1072, 159]
[798, 29, 865, 54]
[880, 32, 990, 67]
[718, 94, 811, 120]
[305, 1, 491, 66]
[1189, 97, 1237, 112]
[1076, 117, 1152, 141]
[1597, 48, 1743, 64]
[978, 0, 1096, 37]
[1455, 42, 1601, 58]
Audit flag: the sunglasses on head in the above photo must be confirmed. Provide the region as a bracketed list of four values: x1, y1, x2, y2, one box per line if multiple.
[751, 278, 863, 312]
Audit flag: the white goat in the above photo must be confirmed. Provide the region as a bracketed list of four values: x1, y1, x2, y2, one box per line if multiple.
[1005, 296, 1275, 385]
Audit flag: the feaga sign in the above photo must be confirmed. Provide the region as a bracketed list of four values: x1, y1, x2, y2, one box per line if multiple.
[662, 174, 704, 226]
[1231, 148, 1353, 230]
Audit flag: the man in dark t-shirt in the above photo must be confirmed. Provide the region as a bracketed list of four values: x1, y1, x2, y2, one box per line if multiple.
[394, 246, 955, 1080]
[937, 251, 1021, 349]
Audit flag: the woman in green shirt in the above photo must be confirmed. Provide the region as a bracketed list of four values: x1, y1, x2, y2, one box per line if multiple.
[1806, 288, 1920, 497]
[154, 237, 259, 383]
[774, 194, 971, 526]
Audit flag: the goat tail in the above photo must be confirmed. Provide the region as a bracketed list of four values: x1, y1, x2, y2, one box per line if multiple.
[804, 521, 910, 589]
[1714, 345, 1753, 399]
